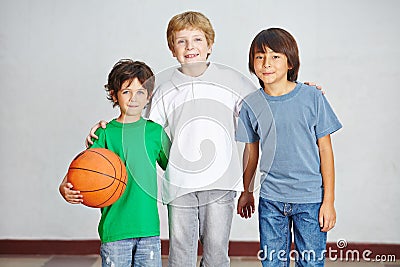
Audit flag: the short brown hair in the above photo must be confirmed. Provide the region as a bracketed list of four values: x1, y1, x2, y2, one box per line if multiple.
[166, 11, 215, 52]
[105, 59, 155, 107]
[249, 28, 300, 88]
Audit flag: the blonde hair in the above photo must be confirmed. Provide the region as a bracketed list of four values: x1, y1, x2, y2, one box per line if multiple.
[166, 11, 215, 51]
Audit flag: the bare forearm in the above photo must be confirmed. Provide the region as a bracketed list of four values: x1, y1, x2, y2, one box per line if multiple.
[318, 135, 335, 203]
[237, 141, 259, 218]
[317, 134, 337, 231]
[243, 142, 259, 192]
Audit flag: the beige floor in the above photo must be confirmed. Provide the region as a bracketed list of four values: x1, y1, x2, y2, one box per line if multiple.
[0, 255, 399, 267]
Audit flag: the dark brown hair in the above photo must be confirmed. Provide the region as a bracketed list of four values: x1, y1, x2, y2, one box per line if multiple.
[105, 59, 154, 107]
[248, 28, 300, 88]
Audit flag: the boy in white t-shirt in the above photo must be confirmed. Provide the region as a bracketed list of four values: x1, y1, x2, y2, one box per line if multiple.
[148, 11, 257, 266]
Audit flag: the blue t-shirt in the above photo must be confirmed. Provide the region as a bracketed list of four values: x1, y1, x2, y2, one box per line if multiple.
[236, 82, 342, 203]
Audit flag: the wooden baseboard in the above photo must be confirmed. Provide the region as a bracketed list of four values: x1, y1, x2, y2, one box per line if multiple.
[0, 240, 399, 260]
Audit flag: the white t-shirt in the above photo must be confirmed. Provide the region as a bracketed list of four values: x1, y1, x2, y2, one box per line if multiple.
[148, 63, 256, 203]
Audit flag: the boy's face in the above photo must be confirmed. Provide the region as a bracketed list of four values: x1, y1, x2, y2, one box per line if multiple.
[113, 78, 149, 123]
[171, 28, 212, 64]
[254, 47, 291, 86]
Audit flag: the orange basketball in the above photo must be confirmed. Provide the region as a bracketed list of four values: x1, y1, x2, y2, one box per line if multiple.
[67, 148, 127, 208]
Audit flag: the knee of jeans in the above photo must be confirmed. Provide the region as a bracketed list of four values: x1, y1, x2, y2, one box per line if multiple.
[202, 232, 230, 253]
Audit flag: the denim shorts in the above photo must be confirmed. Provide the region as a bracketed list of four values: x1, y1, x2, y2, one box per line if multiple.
[258, 197, 327, 267]
[100, 236, 161, 267]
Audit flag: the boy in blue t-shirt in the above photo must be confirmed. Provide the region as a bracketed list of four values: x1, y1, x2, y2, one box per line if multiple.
[236, 28, 342, 266]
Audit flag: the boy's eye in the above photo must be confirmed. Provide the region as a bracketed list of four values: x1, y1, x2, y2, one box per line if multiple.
[122, 90, 130, 94]
[136, 90, 145, 95]
[177, 39, 185, 44]
[273, 55, 280, 59]
[255, 55, 263, 59]
[195, 38, 203, 42]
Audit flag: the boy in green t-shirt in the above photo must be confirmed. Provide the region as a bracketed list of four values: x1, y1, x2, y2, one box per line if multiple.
[59, 59, 170, 267]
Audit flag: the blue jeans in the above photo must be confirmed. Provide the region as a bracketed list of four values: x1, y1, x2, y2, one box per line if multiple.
[167, 190, 236, 267]
[258, 197, 327, 267]
[100, 236, 161, 267]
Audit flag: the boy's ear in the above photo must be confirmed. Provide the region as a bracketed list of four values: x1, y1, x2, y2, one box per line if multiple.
[171, 48, 177, 58]
[206, 45, 213, 59]
[110, 90, 118, 103]
[287, 60, 293, 70]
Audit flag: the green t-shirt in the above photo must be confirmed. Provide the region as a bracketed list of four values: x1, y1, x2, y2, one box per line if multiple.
[90, 118, 170, 243]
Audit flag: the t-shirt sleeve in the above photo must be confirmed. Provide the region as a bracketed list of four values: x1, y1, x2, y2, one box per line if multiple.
[315, 93, 343, 139]
[157, 128, 171, 170]
[147, 86, 168, 128]
[234, 76, 258, 117]
[235, 101, 260, 143]
[89, 128, 106, 149]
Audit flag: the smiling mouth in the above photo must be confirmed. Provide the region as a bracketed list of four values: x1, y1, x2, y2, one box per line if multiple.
[185, 54, 199, 58]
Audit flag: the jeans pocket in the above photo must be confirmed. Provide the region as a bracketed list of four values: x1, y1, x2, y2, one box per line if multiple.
[215, 190, 236, 204]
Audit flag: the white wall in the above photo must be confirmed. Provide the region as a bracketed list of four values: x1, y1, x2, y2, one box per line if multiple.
[0, 0, 399, 244]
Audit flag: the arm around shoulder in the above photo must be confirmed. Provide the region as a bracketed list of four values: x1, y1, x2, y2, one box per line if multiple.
[85, 120, 108, 148]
